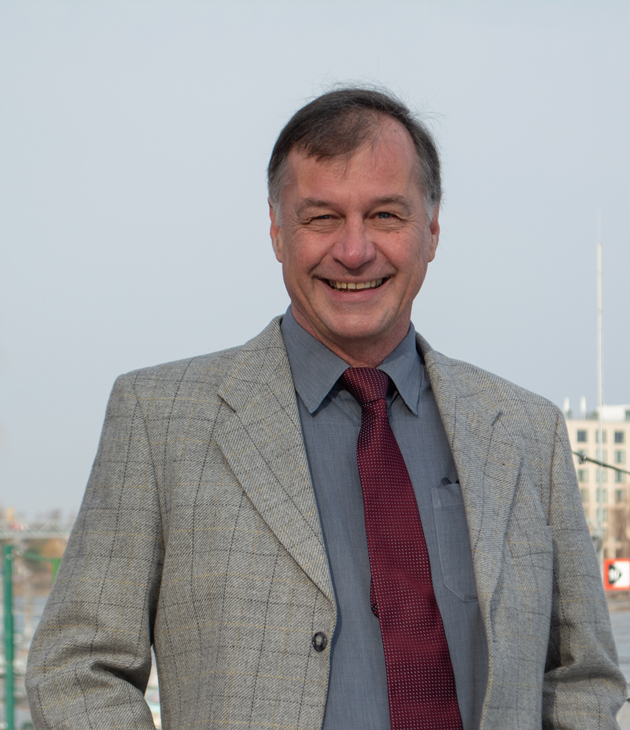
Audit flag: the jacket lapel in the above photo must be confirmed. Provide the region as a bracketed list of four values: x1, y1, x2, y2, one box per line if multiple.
[418, 335, 522, 617]
[214, 318, 335, 604]
[214, 322, 517, 623]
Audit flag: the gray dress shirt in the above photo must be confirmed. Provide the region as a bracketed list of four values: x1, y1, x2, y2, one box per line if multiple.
[281, 308, 488, 730]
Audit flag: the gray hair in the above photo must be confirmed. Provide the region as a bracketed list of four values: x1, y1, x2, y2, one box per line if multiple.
[267, 86, 441, 222]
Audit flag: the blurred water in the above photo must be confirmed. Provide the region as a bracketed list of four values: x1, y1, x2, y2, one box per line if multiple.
[611, 610, 630, 684]
[7, 594, 160, 728]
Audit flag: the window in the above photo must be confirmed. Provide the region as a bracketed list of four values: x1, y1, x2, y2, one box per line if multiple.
[626, 410, 630, 422]
[577, 469, 588, 483]
[596, 467, 608, 483]
[596, 430, 607, 444]
[615, 471, 627, 484]
[596, 487, 609, 502]
[615, 450, 626, 464]
[615, 431, 625, 444]
[615, 489, 626, 503]
[580, 488, 589, 503]
[577, 430, 587, 443]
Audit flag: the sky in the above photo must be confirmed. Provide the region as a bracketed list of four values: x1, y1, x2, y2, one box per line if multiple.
[1, 0, 629, 519]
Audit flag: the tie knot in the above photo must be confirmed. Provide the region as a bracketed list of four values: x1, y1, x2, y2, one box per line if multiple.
[341, 367, 389, 406]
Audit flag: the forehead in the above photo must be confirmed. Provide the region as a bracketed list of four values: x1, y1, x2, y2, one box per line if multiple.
[284, 120, 421, 198]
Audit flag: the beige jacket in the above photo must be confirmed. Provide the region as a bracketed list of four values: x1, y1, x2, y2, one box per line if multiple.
[26, 317, 625, 729]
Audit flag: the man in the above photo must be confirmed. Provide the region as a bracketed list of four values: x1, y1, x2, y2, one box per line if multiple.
[27, 88, 624, 729]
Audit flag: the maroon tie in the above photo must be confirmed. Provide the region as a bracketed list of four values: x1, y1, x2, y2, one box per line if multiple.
[341, 367, 462, 730]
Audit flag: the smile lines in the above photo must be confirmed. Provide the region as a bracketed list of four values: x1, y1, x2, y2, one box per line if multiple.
[328, 278, 385, 291]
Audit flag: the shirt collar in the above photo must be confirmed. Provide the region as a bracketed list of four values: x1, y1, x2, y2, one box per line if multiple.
[280, 306, 423, 416]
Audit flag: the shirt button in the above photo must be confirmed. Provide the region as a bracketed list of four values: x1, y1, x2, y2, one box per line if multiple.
[312, 632, 328, 652]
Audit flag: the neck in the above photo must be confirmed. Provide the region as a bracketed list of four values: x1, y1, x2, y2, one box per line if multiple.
[328, 341, 401, 368]
[290, 308, 410, 368]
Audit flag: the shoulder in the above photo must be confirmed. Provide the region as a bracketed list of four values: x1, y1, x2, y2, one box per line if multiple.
[119, 345, 243, 396]
[111, 316, 286, 412]
[418, 333, 562, 429]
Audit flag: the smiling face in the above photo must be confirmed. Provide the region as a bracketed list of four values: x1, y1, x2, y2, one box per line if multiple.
[269, 119, 440, 367]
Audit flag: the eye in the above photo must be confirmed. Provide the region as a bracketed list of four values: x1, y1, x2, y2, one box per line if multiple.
[303, 214, 333, 223]
[376, 212, 394, 219]
[303, 213, 339, 227]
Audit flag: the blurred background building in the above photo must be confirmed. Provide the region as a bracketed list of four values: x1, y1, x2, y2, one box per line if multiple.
[565, 402, 630, 560]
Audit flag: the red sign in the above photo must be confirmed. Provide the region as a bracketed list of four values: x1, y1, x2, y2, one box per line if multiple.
[604, 559, 630, 590]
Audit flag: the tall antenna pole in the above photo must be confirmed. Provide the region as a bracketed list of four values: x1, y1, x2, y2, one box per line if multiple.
[596, 210, 604, 572]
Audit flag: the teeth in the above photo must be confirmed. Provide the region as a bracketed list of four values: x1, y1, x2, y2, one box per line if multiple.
[329, 278, 384, 291]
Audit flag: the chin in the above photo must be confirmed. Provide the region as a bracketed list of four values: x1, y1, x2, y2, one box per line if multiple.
[326, 321, 390, 344]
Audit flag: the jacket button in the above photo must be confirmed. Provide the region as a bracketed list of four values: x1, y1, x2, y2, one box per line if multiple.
[312, 631, 328, 652]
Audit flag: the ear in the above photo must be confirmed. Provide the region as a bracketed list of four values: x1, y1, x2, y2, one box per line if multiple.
[427, 205, 440, 262]
[269, 200, 283, 262]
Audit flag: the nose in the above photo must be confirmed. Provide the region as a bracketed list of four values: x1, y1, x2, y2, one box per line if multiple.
[331, 215, 376, 271]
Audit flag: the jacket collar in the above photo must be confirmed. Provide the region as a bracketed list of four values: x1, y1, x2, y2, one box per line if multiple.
[281, 306, 423, 416]
[214, 319, 520, 619]
[214, 317, 335, 604]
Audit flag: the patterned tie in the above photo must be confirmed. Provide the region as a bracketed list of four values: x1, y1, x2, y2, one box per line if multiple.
[341, 367, 462, 730]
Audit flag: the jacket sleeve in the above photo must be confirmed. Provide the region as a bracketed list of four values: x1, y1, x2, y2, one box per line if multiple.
[26, 374, 164, 729]
[542, 411, 626, 728]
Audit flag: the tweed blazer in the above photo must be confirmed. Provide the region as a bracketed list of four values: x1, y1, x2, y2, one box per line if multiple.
[26, 317, 625, 729]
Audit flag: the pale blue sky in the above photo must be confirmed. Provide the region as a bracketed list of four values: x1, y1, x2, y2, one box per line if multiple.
[2, 1, 629, 517]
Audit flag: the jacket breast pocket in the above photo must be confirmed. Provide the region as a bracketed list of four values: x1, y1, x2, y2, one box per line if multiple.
[432, 483, 478, 601]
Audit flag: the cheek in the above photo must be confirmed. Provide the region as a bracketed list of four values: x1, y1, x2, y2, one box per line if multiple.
[282, 251, 305, 283]
[389, 243, 425, 278]
[285, 238, 326, 275]
[281, 250, 314, 293]
[401, 250, 430, 293]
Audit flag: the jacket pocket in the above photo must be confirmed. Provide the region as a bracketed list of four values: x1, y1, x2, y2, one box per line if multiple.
[432, 482, 478, 601]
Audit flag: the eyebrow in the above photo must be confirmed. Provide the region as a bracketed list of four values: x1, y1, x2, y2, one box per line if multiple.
[372, 195, 411, 214]
[297, 195, 412, 215]
[297, 198, 333, 212]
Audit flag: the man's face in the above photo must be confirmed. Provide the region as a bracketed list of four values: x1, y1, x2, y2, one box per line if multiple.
[270, 120, 440, 365]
